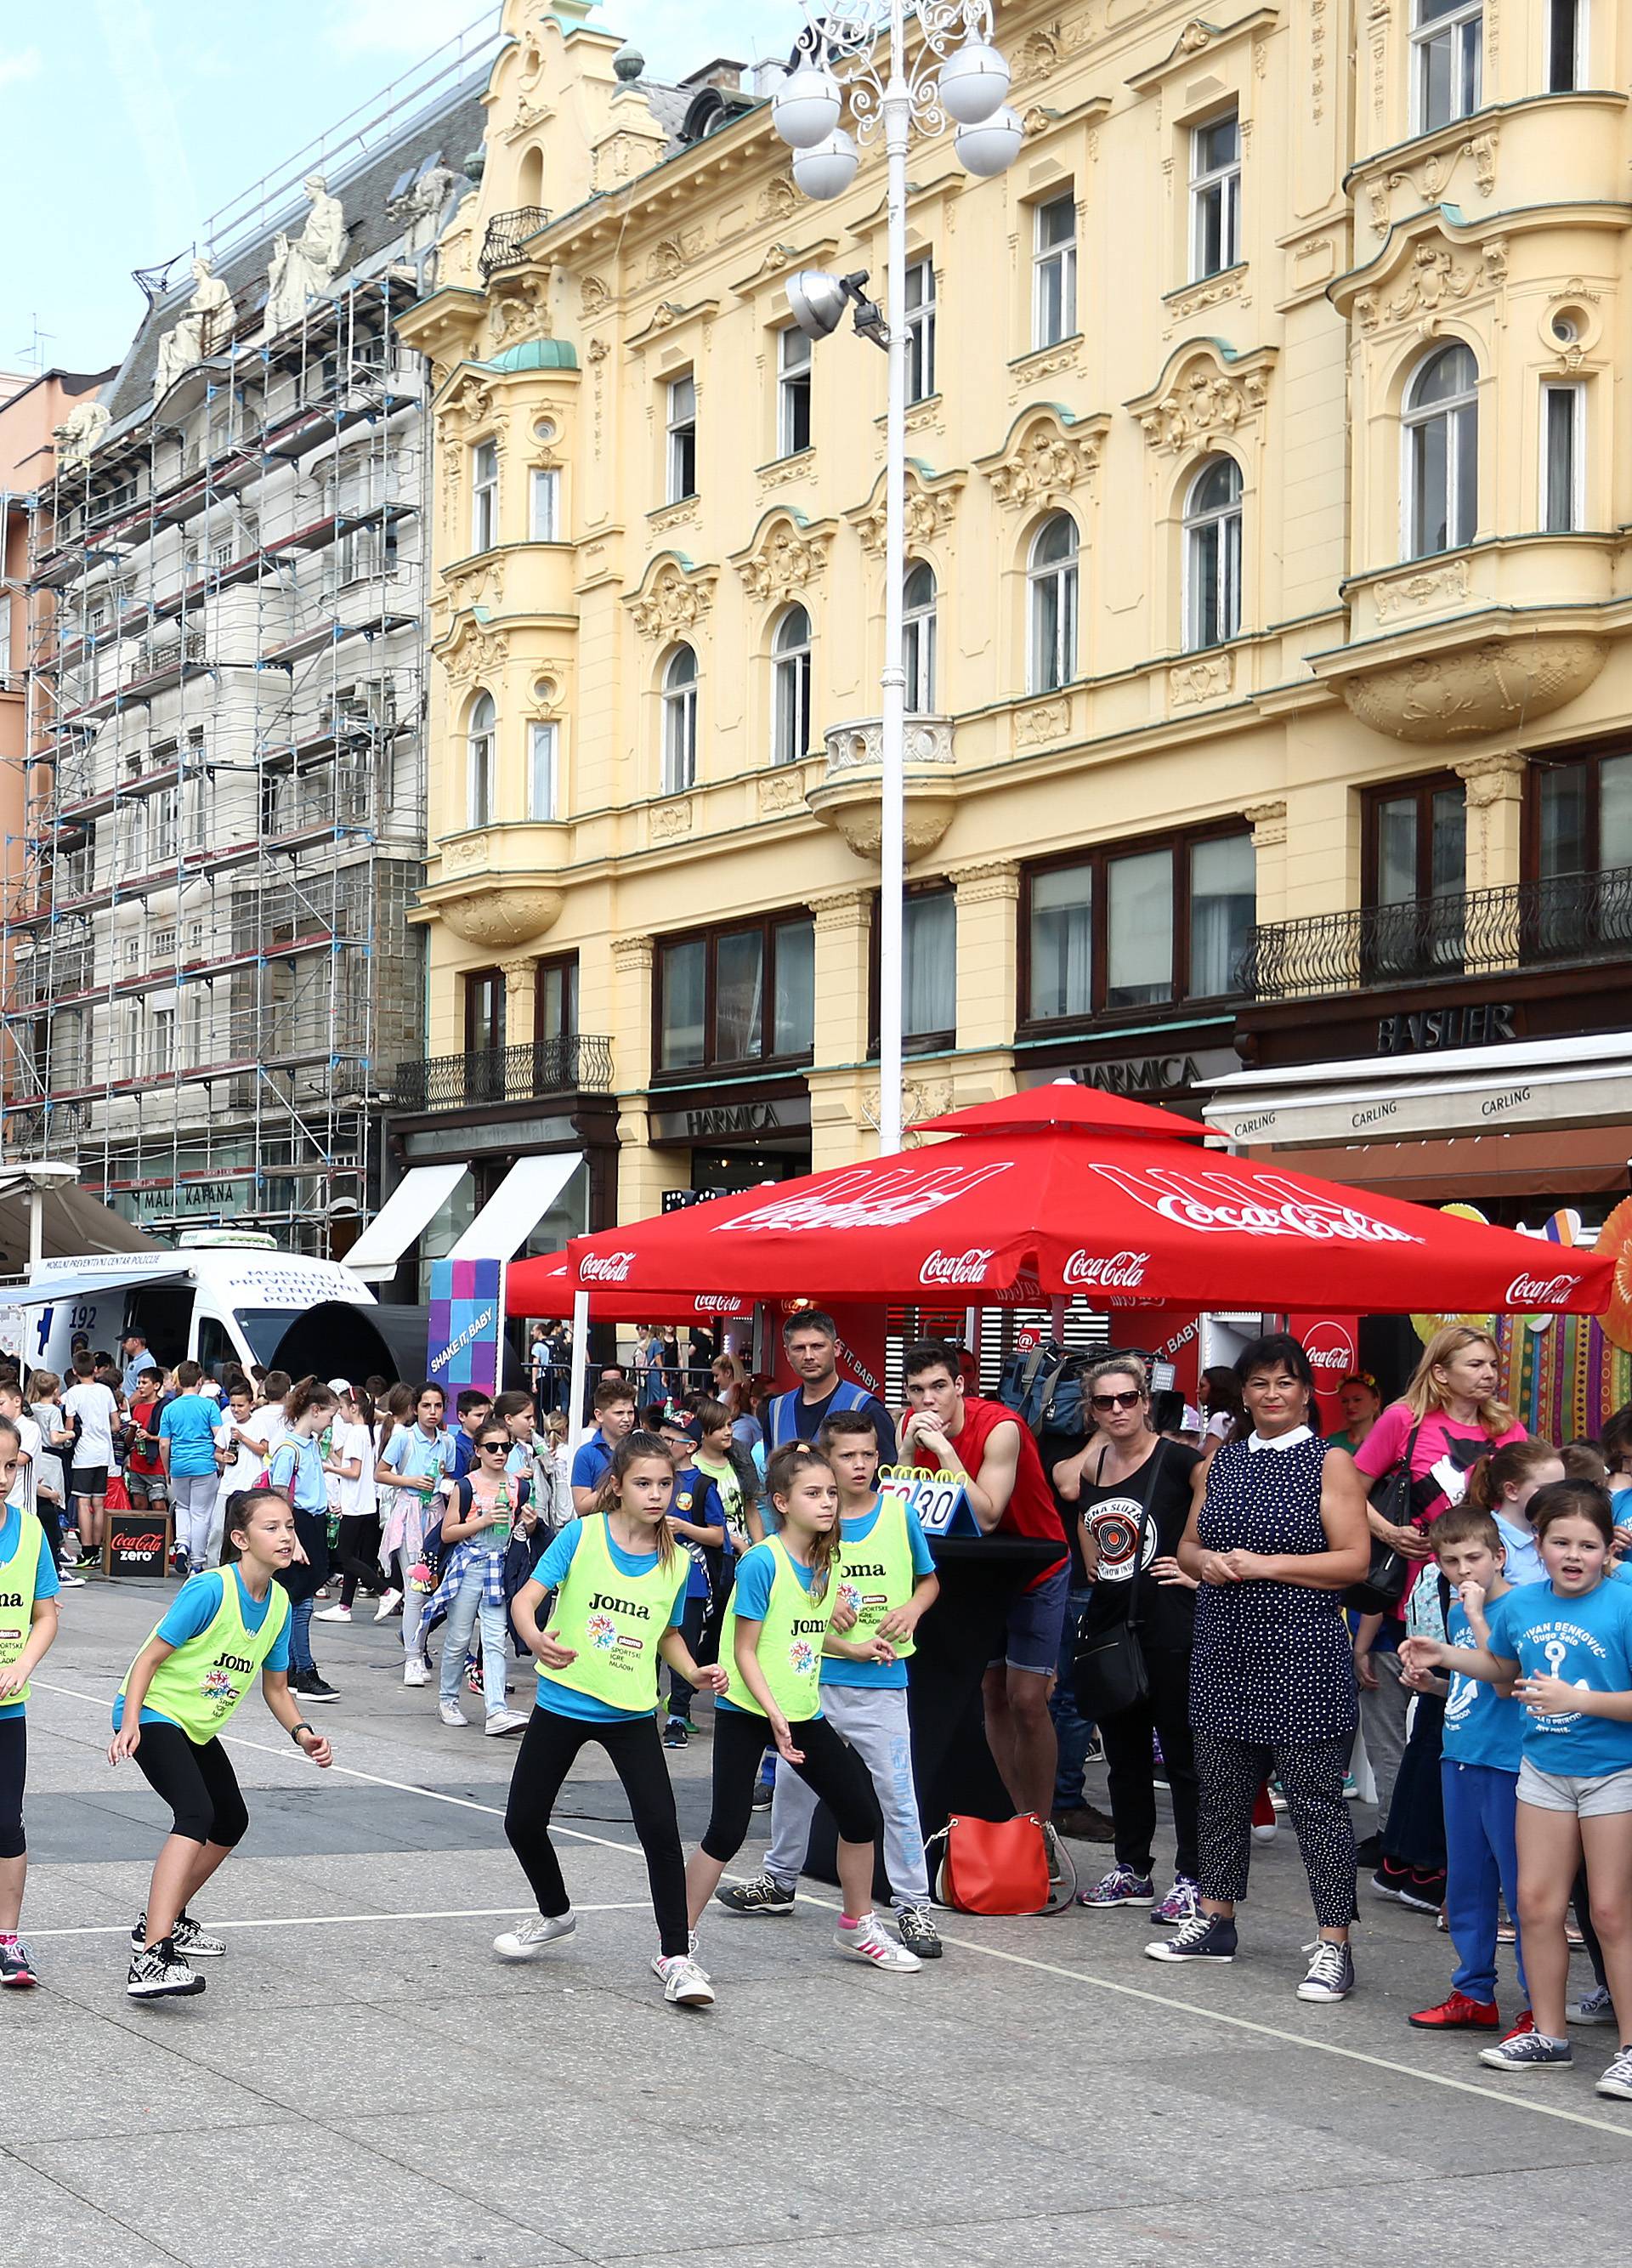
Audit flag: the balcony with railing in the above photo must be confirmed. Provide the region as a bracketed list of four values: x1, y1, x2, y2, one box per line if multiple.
[1238, 867, 1632, 1002]
[390, 1033, 612, 1113]
[479, 208, 549, 279]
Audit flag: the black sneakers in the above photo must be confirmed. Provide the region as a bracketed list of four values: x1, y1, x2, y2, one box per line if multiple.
[127, 1939, 205, 1999]
[295, 1667, 340, 1703]
[0, 1938, 37, 1988]
[714, 1874, 796, 1917]
[1145, 1912, 1238, 1964]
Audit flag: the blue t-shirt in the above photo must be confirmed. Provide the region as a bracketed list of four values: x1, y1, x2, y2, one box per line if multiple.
[111, 1565, 291, 1729]
[821, 1499, 936, 1692]
[158, 1393, 224, 1480]
[269, 1433, 328, 1514]
[671, 1465, 725, 1602]
[381, 1425, 450, 1488]
[1442, 1596, 1522, 1773]
[570, 1432, 615, 1494]
[1485, 1577, 1632, 1781]
[0, 1503, 60, 1722]
[530, 1518, 686, 1722]
[1492, 1514, 1544, 1589]
[717, 1539, 823, 1716]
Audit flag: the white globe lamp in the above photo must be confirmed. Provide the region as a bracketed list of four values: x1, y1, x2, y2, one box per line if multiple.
[955, 104, 1023, 179]
[938, 39, 1010, 125]
[791, 127, 859, 201]
[772, 64, 843, 150]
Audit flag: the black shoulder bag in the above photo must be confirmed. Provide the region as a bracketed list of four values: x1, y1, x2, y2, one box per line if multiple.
[1072, 1442, 1168, 1721]
[1344, 1420, 1425, 1613]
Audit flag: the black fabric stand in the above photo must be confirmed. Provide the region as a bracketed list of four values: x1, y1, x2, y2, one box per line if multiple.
[801, 1534, 1060, 1895]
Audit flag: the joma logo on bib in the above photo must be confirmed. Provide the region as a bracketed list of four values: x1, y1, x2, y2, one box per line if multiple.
[790, 1616, 828, 1637]
[214, 1650, 255, 1677]
[844, 1562, 887, 1579]
[0, 1590, 24, 1610]
[588, 1590, 652, 1622]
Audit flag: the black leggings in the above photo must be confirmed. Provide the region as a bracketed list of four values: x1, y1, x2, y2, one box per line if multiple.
[1099, 1647, 1199, 1882]
[505, 1704, 689, 1959]
[702, 1704, 877, 1864]
[335, 1515, 385, 1608]
[0, 1718, 24, 1860]
[133, 1721, 250, 1848]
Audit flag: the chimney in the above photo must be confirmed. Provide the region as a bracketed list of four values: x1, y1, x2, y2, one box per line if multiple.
[678, 57, 747, 94]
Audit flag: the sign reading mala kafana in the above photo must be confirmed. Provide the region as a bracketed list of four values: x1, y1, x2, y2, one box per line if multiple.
[106, 1510, 172, 1579]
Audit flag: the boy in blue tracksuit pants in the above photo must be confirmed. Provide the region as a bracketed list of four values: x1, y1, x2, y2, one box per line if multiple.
[1407, 1502, 1528, 2039]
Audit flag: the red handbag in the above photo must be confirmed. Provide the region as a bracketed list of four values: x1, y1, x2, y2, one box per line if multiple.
[931, 1812, 1051, 1916]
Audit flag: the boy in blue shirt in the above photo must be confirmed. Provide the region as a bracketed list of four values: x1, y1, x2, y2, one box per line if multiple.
[570, 1380, 638, 1514]
[1402, 1479, 1632, 2097]
[160, 1361, 229, 1574]
[716, 1409, 943, 1959]
[1407, 1504, 1528, 2041]
[657, 1413, 727, 1749]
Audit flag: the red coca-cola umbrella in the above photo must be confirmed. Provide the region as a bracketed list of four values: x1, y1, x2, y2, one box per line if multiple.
[507, 1249, 752, 1325]
[564, 1085, 1612, 1317]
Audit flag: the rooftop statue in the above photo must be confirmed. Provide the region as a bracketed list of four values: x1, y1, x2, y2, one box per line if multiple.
[265, 173, 349, 336]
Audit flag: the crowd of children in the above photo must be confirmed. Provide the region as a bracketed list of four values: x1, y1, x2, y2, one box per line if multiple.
[2, 1325, 1632, 2101]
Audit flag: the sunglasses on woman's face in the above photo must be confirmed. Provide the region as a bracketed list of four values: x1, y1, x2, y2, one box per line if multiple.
[478, 1438, 508, 1453]
[1090, 1390, 1143, 1412]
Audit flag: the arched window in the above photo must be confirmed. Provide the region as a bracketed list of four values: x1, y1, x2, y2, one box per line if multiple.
[1182, 456, 1243, 651]
[1404, 343, 1478, 558]
[467, 690, 496, 827]
[1027, 513, 1079, 695]
[518, 145, 545, 208]
[771, 604, 812, 766]
[661, 644, 698, 794]
[903, 561, 938, 712]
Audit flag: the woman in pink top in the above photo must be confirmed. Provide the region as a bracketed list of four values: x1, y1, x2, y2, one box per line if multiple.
[1351, 1326, 1525, 1846]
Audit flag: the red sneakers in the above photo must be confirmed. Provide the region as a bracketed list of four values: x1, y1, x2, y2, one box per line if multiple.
[1500, 2009, 1535, 2042]
[1408, 1991, 1500, 2030]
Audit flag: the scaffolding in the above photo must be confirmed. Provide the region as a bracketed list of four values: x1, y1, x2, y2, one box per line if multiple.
[3, 276, 432, 1251]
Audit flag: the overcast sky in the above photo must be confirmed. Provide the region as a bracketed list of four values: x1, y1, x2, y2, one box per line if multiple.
[1, 0, 793, 376]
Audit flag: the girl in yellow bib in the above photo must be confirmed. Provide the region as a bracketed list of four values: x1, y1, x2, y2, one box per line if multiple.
[496, 1431, 727, 2005]
[110, 1488, 334, 2000]
[0, 1417, 60, 1988]
[683, 1443, 922, 1974]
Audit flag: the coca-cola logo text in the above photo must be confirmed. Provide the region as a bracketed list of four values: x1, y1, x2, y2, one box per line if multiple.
[114, 1529, 165, 1562]
[1300, 1321, 1357, 1379]
[1506, 1271, 1579, 1307]
[919, 1247, 994, 1288]
[721, 1162, 1014, 1237]
[579, 1252, 633, 1284]
[1062, 1249, 1149, 1290]
[1091, 1165, 1419, 1247]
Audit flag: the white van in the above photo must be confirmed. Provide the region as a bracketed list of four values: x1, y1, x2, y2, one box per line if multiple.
[12, 1233, 379, 1381]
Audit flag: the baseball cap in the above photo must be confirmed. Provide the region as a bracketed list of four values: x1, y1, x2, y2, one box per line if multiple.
[660, 1411, 702, 1445]
[326, 1377, 352, 1395]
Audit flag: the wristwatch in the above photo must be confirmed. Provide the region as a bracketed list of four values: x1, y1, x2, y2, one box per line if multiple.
[290, 1721, 314, 1744]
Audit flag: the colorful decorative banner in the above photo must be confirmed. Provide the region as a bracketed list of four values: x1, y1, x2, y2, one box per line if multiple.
[428, 1257, 505, 1399]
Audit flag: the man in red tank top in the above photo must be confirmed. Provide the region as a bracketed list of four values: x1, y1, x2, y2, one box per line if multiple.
[899, 1339, 1069, 1835]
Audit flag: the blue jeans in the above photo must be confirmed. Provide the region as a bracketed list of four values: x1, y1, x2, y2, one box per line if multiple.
[1442, 1757, 1526, 2007]
[439, 1566, 508, 1716]
[1051, 1586, 1096, 1807]
[288, 1595, 314, 1675]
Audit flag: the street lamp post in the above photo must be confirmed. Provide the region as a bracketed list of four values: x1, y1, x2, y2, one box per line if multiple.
[773, 3, 1021, 1155]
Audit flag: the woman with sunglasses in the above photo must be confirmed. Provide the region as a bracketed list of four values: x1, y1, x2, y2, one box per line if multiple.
[429, 1429, 532, 1737]
[1055, 1358, 1203, 1925]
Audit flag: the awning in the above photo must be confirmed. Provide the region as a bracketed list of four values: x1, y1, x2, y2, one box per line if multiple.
[1205, 1031, 1632, 1149]
[8, 1267, 193, 1307]
[0, 1179, 159, 1272]
[1238, 1125, 1632, 1202]
[343, 1163, 468, 1283]
[448, 1153, 583, 1265]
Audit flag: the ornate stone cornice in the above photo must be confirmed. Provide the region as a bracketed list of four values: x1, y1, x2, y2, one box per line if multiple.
[1454, 750, 1527, 806]
[843, 463, 966, 557]
[1126, 342, 1276, 455]
[976, 406, 1111, 512]
[611, 932, 654, 974]
[1244, 798, 1288, 846]
[947, 859, 1022, 904]
[729, 511, 836, 604]
[808, 887, 873, 931]
[624, 553, 719, 642]
[436, 615, 510, 684]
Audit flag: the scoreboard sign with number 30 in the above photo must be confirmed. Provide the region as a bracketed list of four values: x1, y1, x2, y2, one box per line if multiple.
[877, 1462, 979, 1537]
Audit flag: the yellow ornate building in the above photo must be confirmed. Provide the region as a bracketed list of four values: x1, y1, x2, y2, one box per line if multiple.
[397, 0, 1632, 1245]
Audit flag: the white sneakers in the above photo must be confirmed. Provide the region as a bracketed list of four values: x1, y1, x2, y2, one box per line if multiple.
[834, 1912, 923, 1972]
[403, 1655, 428, 1687]
[437, 1698, 468, 1727]
[493, 1910, 576, 1961]
[654, 1953, 714, 2005]
[484, 1709, 529, 1737]
[375, 1587, 402, 1622]
[314, 1603, 351, 1622]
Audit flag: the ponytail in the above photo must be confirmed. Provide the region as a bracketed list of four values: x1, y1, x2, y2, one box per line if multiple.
[764, 1442, 839, 1599]
[592, 1429, 678, 1568]
[1465, 1438, 1558, 1512]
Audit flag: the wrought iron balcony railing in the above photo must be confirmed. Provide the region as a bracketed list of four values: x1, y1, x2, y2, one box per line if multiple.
[479, 208, 550, 279]
[1238, 865, 1632, 1002]
[390, 1034, 612, 1113]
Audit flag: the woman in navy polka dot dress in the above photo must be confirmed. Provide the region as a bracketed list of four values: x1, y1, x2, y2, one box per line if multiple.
[1147, 1334, 1370, 2004]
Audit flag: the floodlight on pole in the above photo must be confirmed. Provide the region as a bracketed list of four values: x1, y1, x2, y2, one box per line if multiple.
[771, 3, 1021, 1158]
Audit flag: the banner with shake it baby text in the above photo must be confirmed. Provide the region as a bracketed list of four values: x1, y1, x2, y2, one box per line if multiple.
[428, 1257, 505, 1398]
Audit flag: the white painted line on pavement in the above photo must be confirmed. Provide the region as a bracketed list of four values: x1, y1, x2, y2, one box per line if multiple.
[30, 1902, 651, 1939]
[34, 1677, 1632, 2142]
